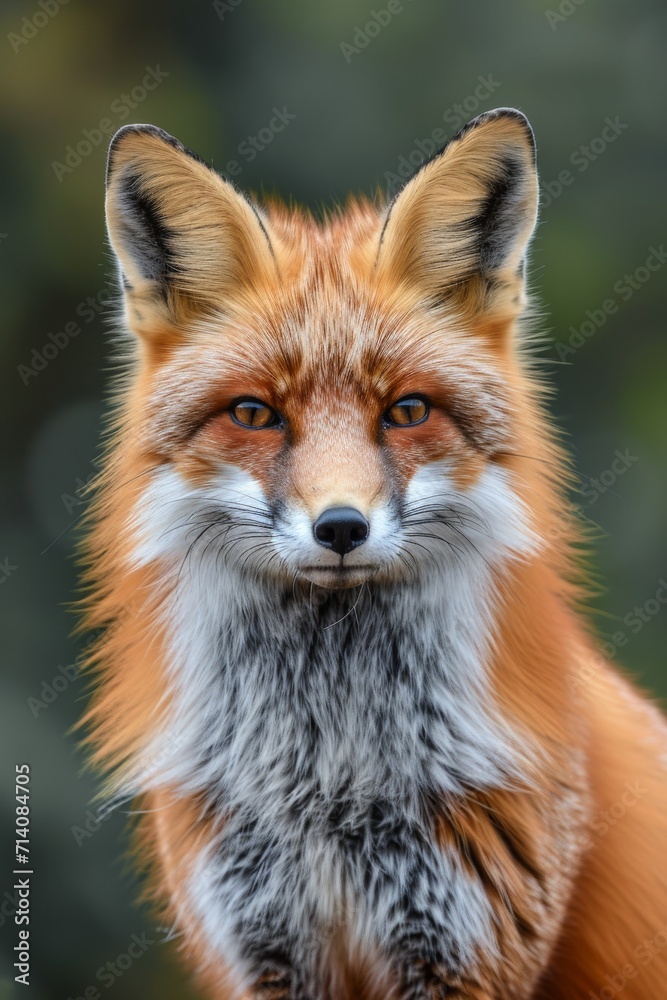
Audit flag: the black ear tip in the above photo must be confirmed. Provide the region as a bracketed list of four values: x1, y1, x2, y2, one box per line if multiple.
[106, 124, 185, 187]
[493, 107, 536, 158]
[105, 124, 211, 188]
[454, 107, 536, 163]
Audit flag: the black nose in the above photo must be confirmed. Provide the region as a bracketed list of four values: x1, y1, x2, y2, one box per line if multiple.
[313, 506, 369, 557]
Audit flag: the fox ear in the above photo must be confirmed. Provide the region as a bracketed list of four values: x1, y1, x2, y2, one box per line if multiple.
[376, 109, 538, 322]
[105, 124, 276, 337]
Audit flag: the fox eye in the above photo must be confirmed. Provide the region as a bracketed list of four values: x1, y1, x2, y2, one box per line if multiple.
[230, 398, 281, 429]
[383, 396, 429, 427]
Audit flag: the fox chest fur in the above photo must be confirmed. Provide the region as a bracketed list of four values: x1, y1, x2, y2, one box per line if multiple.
[121, 465, 580, 997]
[140, 556, 568, 997]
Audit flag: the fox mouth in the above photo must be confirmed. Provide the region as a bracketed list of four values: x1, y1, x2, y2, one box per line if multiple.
[298, 564, 379, 588]
[300, 564, 377, 572]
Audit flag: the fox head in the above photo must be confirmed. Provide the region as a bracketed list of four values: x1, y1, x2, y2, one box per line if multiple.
[104, 110, 546, 593]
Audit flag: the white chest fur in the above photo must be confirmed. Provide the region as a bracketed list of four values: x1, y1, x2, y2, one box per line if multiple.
[124, 464, 534, 991]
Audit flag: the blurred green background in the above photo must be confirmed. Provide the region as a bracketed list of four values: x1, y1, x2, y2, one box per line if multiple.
[1, 0, 666, 996]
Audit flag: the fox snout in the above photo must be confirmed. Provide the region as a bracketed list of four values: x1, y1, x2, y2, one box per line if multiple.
[312, 507, 369, 556]
[272, 473, 400, 588]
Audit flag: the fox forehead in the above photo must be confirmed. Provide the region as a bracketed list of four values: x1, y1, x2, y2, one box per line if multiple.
[144, 299, 511, 458]
[141, 206, 512, 456]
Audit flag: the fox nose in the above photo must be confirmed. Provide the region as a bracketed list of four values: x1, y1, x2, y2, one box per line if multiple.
[313, 507, 369, 557]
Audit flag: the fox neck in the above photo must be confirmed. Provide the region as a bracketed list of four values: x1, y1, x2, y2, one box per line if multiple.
[132, 554, 528, 823]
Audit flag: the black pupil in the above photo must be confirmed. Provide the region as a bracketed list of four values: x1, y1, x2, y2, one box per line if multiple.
[236, 402, 272, 426]
[392, 399, 425, 424]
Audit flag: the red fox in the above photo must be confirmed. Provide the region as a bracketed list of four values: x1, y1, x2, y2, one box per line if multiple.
[80, 109, 667, 998]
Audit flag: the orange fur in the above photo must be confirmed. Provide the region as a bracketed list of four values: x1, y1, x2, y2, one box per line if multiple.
[79, 115, 667, 998]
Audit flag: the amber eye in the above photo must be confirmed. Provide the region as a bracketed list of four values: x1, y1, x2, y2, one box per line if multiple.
[383, 396, 429, 427]
[230, 399, 281, 429]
